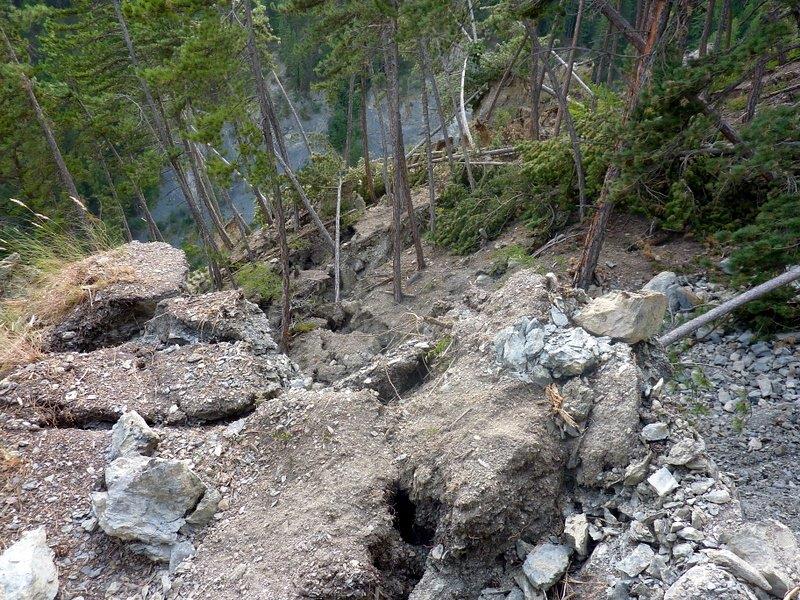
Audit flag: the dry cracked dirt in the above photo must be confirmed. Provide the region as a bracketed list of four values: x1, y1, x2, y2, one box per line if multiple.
[2, 220, 799, 600]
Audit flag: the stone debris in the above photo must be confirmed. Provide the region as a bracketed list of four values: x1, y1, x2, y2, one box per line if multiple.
[108, 410, 159, 460]
[522, 543, 571, 591]
[648, 466, 680, 496]
[618, 543, 655, 577]
[0, 527, 59, 600]
[143, 289, 279, 355]
[664, 564, 760, 599]
[563, 514, 589, 556]
[574, 289, 667, 343]
[494, 317, 612, 383]
[641, 421, 670, 441]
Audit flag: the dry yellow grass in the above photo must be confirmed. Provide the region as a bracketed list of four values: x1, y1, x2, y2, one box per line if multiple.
[1, 208, 123, 374]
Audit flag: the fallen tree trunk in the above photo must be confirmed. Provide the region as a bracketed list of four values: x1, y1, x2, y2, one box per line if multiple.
[658, 267, 800, 346]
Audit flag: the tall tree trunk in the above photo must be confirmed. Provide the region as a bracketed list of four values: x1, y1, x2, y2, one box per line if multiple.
[244, 0, 292, 347]
[606, 0, 622, 86]
[370, 61, 393, 205]
[1, 24, 88, 227]
[334, 176, 343, 303]
[418, 45, 437, 231]
[343, 75, 356, 167]
[483, 31, 529, 126]
[272, 69, 312, 157]
[699, 0, 716, 56]
[262, 88, 300, 231]
[420, 41, 458, 178]
[183, 136, 234, 250]
[360, 72, 376, 202]
[555, 0, 585, 135]
[134, 186, 164, 242]
[112, 0, 221, 287]
[574, 0, 668, 289]
[526, 21, 542, 140]
[457, 50, 474, 148]
[450, 87, 477, 190]
[382, 19, 426, 275]
[98, 153, 132, 242]
[743, 56, 766, 122]
[715, 0, 731, 51]
[220, 187, 251, 238]
[543, 59, 587, 221]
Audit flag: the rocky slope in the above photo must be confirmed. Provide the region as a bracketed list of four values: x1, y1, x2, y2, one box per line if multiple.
[1, 237, 799, 600]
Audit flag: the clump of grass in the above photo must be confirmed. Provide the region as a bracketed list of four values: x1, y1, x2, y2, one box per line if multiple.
[291, 320, 320, 335]
[234, 261, 282, 304]
[1, 200, 119, 373]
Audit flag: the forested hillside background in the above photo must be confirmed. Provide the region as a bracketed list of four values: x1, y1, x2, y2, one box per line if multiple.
[1, 0, 799, 331]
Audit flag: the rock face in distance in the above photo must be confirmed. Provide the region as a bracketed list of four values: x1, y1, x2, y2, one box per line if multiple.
[574, 290, 667, 343]
[47, 241, 188, 352]
[143, 290, 278, 355]
[0, 527, 59, 600]
[92, 455, 214, 562]
[108, 410, 159, 460]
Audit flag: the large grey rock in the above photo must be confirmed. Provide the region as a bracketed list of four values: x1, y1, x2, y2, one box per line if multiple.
[143, 290, 278, 355]
[522, 543, 570, 591]
[644, 271, 701, 313]
[564, 514, 589, 556]
[702, 549, 772, 592]
[92, 455, 213, 561]
[538, 327, 611, 377]
[664, 564, 759, 600]
[721, 520, 800, 598]
[574, 345, 644, 486]
[574, 290, 667, 343]
[494, 318, 612, 382]
[617, 543, 655, 577]
[0, 527, 58, 600]
[109, 410, 159, 460]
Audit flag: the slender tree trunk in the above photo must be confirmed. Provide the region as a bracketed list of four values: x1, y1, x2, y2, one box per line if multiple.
[543, 59, 587, 220]
[183, 136, 234, 250]
[343, 75, 356, 167]
[99, 153, 132, 241]
[382, 19, 426, 274]
[420, 42, 457, 178]
[555, 0, 585, 135]
[263, 89, 300, 231]
[134, 187, 164, 242]
[450, 87, 477, 189]
[743, 56, 766, 123]
[531, 23, 558, 138]
[244, 0, 291, 347]
[606, 0, 622, 86]
[334, 176, 342, 303]
[418, 45, 437, 231]
[457, 50, 474, 148]
[574, 0, 668, 289]
[699, 0, 716, 56]
[526, 21, 542, 140]
[220, 187, 250, 238]
[370, 62, 393, 203]
[1, 24, 88, 227]
[483, 31, 529, 125]
[272, 69, 312, 157]
[360, 72, 376, 202]
[715, 0, 731, 51]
